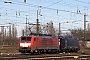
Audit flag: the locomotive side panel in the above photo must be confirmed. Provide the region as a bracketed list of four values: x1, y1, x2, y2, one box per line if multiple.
[34, 36, 59, 53]
[36, 37, 59, 50]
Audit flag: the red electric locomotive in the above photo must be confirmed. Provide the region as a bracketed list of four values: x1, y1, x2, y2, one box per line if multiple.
[18, 35, 59, 54]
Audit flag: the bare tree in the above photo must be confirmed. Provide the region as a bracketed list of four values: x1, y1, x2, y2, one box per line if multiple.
[47, 21, 56, 36]
[21, 21, 57, 36]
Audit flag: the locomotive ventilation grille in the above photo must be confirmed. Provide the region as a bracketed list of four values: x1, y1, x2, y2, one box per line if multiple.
[39, 38, 53, 46]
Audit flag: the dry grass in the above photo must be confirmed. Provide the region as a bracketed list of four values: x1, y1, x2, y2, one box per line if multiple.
[0, 45, 19, 53]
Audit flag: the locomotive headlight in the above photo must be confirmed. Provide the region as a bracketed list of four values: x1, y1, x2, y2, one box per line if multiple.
[20, 43, 31, 47]
[87, 41, 90, 43]
[28, 43, 31, 47]
[20, 43, 24, 47]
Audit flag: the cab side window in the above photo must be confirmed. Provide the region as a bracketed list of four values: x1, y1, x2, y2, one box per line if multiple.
[34, 38, 36, 41]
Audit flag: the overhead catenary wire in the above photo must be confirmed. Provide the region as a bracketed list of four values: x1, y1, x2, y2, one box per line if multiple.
[0, 0, 89, 18]
[0, 1, 88, 26]
[45, 0, 63, 7]
[0, 0, 88, 35]
[0, 7, 78, 23]
[0, 0, 89, 23]
[11, 0, 89, 15]
[0, 0, 89, 28]
[0, 0, 84, 15]
[74, 0, 90, 4]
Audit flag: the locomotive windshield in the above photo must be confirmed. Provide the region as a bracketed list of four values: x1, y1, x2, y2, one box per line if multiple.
[21, 37, 31, 41]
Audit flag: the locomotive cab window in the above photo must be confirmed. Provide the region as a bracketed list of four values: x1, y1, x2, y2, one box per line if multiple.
[21, 37, 31, 41]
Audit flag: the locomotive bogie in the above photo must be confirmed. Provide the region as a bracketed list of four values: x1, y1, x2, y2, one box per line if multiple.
[19, 47, 31, 53]
[19, 48, 59, 54]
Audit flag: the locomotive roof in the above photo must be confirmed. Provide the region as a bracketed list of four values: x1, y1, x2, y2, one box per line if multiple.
[20, 33, 57, 38]
[29, 33, 52, 36]
[37, 36, 53, 38]
[20, 35, 54, 38]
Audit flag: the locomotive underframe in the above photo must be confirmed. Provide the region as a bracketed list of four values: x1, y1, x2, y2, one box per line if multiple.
[19, 46, 59, 54]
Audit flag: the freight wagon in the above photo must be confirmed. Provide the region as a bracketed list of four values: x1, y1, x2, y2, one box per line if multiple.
[59, 37, 80, 53]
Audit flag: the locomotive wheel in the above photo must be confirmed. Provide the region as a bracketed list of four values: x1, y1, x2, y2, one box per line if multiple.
[30, 52, 34, 55]
[21, 52, 26, 55]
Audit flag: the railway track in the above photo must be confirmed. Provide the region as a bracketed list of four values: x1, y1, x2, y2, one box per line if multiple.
[0, 52, 90, 60]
